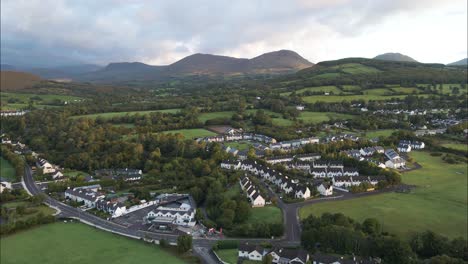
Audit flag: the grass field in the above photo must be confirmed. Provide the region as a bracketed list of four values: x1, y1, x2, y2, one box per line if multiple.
[441, 143, 467, 153]
[0, 157, 16, 181]
[160, 128, 217, 139]
[215, 249, 238, 264]
[71, 109, 182, 119]
[361, 129, 398, 139]
[331, 63, 381, 74]
[247, 206, 282, 225]
[281, 86, 343, 96]
[302, 94, 424, 103]
[1, 92, 83, 102]
[224, 142, 252, 151]
[298, 111, 355, 123]
[0, 222, 186, 264]
[364, 88, 392, 96]
[299, 152, 467, 239]
[198, 111, 235, 123]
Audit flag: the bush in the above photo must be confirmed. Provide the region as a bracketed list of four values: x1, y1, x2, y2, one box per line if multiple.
[213, 240, 239, 250]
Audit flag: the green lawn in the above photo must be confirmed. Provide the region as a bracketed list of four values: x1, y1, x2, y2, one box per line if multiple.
[298, 111, 354, 123]
[160, 128, 217, 139]
[0, 157, 16, 181]
[71, 109, 182, 119]
[300, 152, 467, 239]
[0, 222, 186, 264]
[224, 142, 252, 151]
[247, 206, 282, 225]
[215, 249, 238, 264]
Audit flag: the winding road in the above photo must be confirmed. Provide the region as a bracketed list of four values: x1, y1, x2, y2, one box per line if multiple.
[22, 164, 399, 264]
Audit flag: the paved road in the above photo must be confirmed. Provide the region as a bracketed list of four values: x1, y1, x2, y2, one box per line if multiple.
[23, 164, 399, 263]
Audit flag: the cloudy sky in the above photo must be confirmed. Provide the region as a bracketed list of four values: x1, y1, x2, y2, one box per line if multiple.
[1, 0, 466, 67]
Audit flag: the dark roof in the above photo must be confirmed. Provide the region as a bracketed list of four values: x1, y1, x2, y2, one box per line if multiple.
[312, 253, 340, 263]
[239, 243, 264, 253]
[272, 248, 308, 262]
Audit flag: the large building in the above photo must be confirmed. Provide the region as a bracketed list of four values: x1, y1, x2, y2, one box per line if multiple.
[64, 187, 105, 208]
[145, 194, 197, 228]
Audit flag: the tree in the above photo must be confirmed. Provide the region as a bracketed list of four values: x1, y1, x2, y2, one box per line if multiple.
[362, 218, 381, 235]
[234, 200, 251, 223]
[177, 234, 192, 253]
[31, 193, 46, 205]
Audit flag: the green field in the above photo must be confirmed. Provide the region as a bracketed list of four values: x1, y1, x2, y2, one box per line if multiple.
[281, 86, 343, 96]
[441, 143, 467, 153]
[224, 142, 252, 151]
[298, 111, 355, 123]
[0, 222, 186, 264]
[71, 109, 182, 119]
[160, 128, 217, 139]
[361, 129, 398, 139]
[198, 111, 235, 123]
[300, 152, 467, 239]
[331, 63, 381, 74]
[247, 206, 282, 225]
[0, 157, 16, 181]
[1, 92, 83, 102]
[303, 94, 414, 103]
[364, 88, 392, 96]
[215, 249, 238, 264]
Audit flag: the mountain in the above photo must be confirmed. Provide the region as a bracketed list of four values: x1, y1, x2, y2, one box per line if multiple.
[448, 58, 467, 66]
[77, 50, 313, 83]
[0, 71, 42, 91]
[26, 64, 103, 79]
[373, 53, 418, 63]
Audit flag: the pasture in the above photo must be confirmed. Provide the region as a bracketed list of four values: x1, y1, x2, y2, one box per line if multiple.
[298, 111, 355, 123]
[300, 152, 467, 239]
[0, 222, 186, 264]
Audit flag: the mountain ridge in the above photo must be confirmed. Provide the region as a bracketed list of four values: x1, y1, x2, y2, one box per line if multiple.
[374, 52, 418, 62]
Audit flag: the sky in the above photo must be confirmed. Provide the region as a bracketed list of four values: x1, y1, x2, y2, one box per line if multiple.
[1, 0, 467, 67]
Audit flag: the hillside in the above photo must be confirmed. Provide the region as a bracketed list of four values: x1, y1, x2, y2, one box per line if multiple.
[77, 50, 313, 83]
[374, 53, 418, 62]
[448, 58, 468, 66]
[276, 58, 467, 87]
[0, 71, 42, 91]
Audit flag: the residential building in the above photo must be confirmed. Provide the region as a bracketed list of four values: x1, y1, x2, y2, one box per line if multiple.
[269, 248, 309, 264]
[95, 168, 142, 181]
[316, 182, 333, 196]
[145, 194, 197, 227]
[238, 243, 268, 261]
[37, 158, 56, 174]
[64, 187, 105, 208]
[0, 177, 12, 193]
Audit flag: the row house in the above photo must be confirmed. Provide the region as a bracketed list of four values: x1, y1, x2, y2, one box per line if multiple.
[332, 176, 386, 188]
[238, 244, 309, 264]
[399, 140, 425, 150]
[240, 176, 265, 207]
[65, 187, 105, 208]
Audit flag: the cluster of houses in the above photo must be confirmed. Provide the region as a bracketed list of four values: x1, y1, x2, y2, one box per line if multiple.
[197, 129, 277, 144]
[239, 176, 266, 207]
[373, 109, 427, 115]
[0, 110, 28, 117]
[332, 175, 386, 188]
[0, 177, 12, 193]
[431, 118, 462, 128]
[323, 134, 360, 143]
[309, 161, 359, 178]
[65, 185, 197, 228]
[265, 153, 321, 164]
[221, 160, 311, 199]
[269, 137, 319, 150]
[397, 140, 425, 153]
[237, 243, 380, 264]
[144, 193, 197, 228]
[94, 168, 142, 182]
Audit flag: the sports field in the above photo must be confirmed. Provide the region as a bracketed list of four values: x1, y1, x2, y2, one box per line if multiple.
[71, 109, 181, 119]
[0, 222, 186, 264]
[300, 152, 467, 239]
[0, 157, 16, 181]
[160, 128, 217, 139]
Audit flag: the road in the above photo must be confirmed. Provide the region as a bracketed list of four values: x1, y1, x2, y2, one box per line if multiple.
[23, 164, 398, 263]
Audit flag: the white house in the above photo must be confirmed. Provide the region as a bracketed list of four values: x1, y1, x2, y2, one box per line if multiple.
[397, 143, 412, 153]
[296, 105, 305, 111]
[64, 187, 104, 208]
[250, 192, 266, 207]
[238, 244, 268, 261]
[146, 194, 197, 227]
[51, 171, 64, 180]
[37, 158, 56, 174]
[0, 178, 12, 193]
[294, 185, 311, 199]
[317, 182, 333, 196]
[268, 248, 309, 264]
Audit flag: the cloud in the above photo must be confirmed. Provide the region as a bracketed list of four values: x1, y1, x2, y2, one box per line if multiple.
[1, 0, 466, 67]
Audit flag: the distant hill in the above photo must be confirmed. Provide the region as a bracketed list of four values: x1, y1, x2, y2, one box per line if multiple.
[0, 71, 42, 91]
[448, 58, 467, 66]
[77, 50, 313, 83]
[0, 64, 16, 71]
[27, 64, 103, 79]
[280, 57, 466, 87]
[374, 53, 418, 62]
